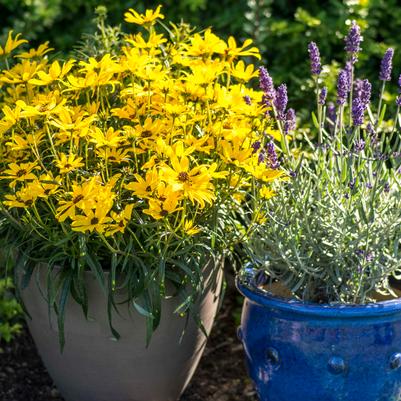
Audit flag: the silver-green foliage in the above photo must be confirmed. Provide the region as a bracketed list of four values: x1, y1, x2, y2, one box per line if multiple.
[250, 149, 401, 303]
[248, 25, 401, 304]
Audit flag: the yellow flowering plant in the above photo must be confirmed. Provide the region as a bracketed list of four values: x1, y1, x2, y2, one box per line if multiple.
[0, 6, 282, 346]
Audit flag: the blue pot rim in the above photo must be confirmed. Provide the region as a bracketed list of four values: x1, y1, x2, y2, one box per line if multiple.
[236, 269, 401, 319]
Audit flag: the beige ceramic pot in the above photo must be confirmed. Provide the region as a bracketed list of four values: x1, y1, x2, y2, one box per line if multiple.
[21, 259, 223, 401]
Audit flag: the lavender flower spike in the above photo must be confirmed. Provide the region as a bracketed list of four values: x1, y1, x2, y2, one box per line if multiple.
[327, 102, 336, 121]
[360, 79, 372, 107]
[308, 42, 322, 76]
[352, 97, 364, 126]
[259, 66, 275, 103]
[284, 108, 296, 133]
[319, 87, 327, 105]
[379, 48, 394, 81]
[344, 60, 353, 87]
[354, 139, 365, 153]
[344, 20, 362, 55]
[337, 69, 349, 105]
[266, 142, 280, 169]
[274, 83, 288, 119]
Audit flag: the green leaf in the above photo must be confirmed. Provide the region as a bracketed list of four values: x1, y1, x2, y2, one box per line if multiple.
[311, 111, 319, 129]
[57, 274, 72, 353]
[84, 253, 106, 294]
[378, 104, 387, 126]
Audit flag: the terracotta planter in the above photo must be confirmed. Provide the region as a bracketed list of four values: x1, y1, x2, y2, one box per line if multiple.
[20, 260, 223, 401]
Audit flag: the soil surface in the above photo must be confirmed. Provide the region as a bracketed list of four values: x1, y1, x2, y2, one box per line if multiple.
[0, 287, 257, 401]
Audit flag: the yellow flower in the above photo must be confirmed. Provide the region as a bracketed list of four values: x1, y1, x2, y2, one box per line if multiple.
[16, 95, 66, 118]
[259, 186, 276, 199]
[1, 162, 39, 186]
[96, 148, 131, 164]
[182, 220, 201, 236]
[29, 60, 75, 86]
[125, 169, 160, 198]
[220, 138, 253, 165]
[107, 204, 135, 236]
[188, 61, 225, 86]
[0, 104, 22, 135]
[24, 173, 60, 199]
[161, 155, 215, 208]
[143, 189, 181, 220]
[124, 5, 164, 26]
[220, 37, 261, 61]
[71, 206, 113, 234]
[56, 153, 84, 174]
[0, 31, 28, 56]
[230, 60, 258, 82]
[89, 127, 126, 148]
[186, 29, 226, 57]
[126, 32, 167, 50]
[16, 42, 54, 59]
[56, 178, 98, 222]
[0, 60, 42, 84]
[3, 187, 37, 208]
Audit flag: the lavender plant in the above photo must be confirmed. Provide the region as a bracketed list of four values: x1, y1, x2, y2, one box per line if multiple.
[247, 21, 401, 304]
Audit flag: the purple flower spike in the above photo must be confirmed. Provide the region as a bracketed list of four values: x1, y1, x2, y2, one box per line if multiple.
[284, 108, 296, 133]
[396, 96, 401, 106]
[259, 67, 275, 104]
[258, 151, 266, 164]
[345, 21, 362, 56]
[352, 97, 364, 126]
[360, 79, 371, 107]
[244, 95, 252, 105]
[266, 142, 280, 169]
[319, 87, 327, 105]
[337, 69, 350, 105]
[384, 182, 390, 193]
[327, 102, 337, 123]
[308, 42, 322, 76]
[379, 48, 394, 81]
[354, 138, 365, 152]
[274, 84, 288, 119]
[344, 61, 353, 87]
[252, 141, 261, 154]
[354, 79, 363, 98]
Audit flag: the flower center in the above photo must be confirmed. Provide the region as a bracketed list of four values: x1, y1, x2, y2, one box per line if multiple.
[91, 217, 99, 225]
[73, 194, 84, 204]
[178, 171, 189, 182]
[16, 169, 27, 177]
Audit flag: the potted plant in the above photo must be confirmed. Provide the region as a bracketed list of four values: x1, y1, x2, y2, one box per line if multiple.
[0, 5, 282, 401]
[237, 21, 401, 401]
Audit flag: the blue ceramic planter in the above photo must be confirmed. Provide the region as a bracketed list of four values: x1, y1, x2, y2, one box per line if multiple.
[236, 269, 401, 401]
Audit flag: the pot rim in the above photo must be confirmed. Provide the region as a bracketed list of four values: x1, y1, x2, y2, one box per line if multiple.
[236, 268, 401, 318]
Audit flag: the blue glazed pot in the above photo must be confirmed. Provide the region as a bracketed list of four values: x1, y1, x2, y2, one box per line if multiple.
[236, 269, 401, 401]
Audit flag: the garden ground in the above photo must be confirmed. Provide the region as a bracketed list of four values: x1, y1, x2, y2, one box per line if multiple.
[0, 283, 256, 401]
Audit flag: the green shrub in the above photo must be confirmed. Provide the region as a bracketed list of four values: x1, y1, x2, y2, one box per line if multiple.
[0, 278, 22, 343]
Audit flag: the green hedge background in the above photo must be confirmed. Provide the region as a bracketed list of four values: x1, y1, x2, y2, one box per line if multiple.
[1, 0, 401, 116]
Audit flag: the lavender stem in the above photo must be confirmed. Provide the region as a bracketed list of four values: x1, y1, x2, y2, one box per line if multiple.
[376, 81, 386, 128]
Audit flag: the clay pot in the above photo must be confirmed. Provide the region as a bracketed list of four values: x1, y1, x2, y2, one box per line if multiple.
[21, 259, 223, 401]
